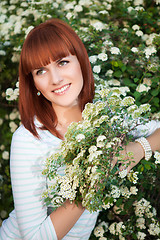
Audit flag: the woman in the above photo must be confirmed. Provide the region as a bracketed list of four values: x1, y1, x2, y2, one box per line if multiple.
[0, 18, 160, 240]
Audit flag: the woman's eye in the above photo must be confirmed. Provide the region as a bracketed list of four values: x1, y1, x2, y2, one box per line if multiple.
[58, 60, 69, 67]
[36, 68, 46, 75]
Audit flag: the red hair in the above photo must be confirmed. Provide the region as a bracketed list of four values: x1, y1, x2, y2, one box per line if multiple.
[19, 18, 95, 138]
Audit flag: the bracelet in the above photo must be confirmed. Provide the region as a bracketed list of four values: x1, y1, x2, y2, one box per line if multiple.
[135, 137, 152, 161]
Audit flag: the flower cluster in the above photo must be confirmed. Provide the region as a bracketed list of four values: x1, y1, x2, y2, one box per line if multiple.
[42, 87, 150, 212]
[0, 0, 160, 236]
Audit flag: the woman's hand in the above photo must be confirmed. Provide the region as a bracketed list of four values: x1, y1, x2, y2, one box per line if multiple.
[111, 141, 144, 173]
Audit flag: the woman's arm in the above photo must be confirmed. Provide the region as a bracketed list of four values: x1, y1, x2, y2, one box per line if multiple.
[112, 126, 160, 172]
[10, 126, 84, 240]
[50, 200, 84, 240]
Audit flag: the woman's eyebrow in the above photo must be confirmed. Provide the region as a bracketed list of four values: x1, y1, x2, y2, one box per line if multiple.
[56, 58, 63, 63]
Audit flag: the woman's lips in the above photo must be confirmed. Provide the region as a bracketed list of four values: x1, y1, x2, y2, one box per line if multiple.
[53, 83, 71, 94]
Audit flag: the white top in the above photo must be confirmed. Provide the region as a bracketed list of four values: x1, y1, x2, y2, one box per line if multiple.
[0, 119, 160, 240]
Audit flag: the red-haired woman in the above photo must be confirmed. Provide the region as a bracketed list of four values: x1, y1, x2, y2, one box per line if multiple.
[0, 19, 160, 240]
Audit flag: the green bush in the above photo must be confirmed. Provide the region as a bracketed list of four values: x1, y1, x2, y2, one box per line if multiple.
[0, 0, 160, 238]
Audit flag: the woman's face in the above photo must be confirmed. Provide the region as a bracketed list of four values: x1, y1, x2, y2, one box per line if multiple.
[32, 55, 84, 110]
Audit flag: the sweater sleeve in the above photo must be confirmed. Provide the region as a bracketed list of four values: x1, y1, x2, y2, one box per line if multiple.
[10, 126, 58, 240]
[131, 120, 160, 139]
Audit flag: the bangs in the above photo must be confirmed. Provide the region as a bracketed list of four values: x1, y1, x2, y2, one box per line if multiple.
[22, 25, 76, 75]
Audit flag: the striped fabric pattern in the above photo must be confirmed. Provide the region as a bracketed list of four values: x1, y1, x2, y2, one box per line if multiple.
[0, 120, 160, 239]
[0, 123, 99, 239]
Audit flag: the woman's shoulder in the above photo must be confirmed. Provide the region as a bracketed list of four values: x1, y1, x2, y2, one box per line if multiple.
[12, 123, 61, 148]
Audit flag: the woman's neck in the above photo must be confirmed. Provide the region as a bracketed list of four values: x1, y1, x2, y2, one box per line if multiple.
[54, 105, 82, 138]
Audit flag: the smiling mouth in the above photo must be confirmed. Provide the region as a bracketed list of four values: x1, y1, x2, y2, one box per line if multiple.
[53, 84, 71, 94]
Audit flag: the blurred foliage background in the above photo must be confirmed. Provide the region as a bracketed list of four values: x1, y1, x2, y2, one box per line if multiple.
[0, 0, 160, 238]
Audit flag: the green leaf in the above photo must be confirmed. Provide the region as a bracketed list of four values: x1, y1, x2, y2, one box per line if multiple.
[151, 89, 159, 96]
[133, 78, 139, 83]
[113, 70, 122, 78]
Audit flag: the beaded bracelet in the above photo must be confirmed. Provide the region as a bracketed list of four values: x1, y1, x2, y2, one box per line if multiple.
[135, 137, 152, 161]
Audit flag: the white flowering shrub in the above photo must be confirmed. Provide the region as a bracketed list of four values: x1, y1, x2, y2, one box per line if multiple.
[0, 0, 160, 237]
[42, 87, 160, 239]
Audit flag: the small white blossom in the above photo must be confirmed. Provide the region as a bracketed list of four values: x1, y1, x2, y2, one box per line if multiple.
[75, 134, 85, 142]
[132, 24, 140, 31]
[137, 231, 146, 240]
[134, 0, 144, 5]
[130, 186, 138, 195]
[74, 4, 83, 12]
[2, 151, 9, 160]
[119, 169, 128, 178]
[89, 55, 97, 63]
[128, 6, 134, 13]
[136, 218, 146, 229]
[105, 69, 113, 76]
[110, 47, 121, 55]
[131, 47, 139, 53]
[94, 226, 105, 237]
[91, 20, 106, 31]
[135, 30, 143, 37]
[25, 25, 34, 38]
[98, 53, 108, 61]
[0, 118, 3, 125]
[154, 151, 160, 164]
[136, 84, 150, 92]
[93, 65, 101, 73]
[144, 46, 157, 58]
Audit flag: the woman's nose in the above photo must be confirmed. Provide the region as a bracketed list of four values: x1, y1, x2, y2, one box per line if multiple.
[49, 67, 62, 85]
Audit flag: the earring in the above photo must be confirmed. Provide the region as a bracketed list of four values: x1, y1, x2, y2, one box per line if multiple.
[37, 91, 41, 96]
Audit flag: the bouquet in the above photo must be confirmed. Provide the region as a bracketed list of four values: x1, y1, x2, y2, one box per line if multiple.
[42, 87, 151, 213]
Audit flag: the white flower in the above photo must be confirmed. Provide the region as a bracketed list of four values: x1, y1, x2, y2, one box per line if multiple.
[137, 231, 146, 240]
[94, 226, 105, 237]
[9, 121, 18, 133]
[110, 47, 121, 55]
[121, 96, 135, 106]
[148, 221, 160, 235]
[2, 151, 9, 160]
[119, 169, 128, 178]
[79, 0, 92, 7]
[0, 118, 3, 125]
[109, 222, 116, 235]
[89, 55, 97, 63]
[89, 146, 97, 153]
[132, 24, 140, 31]
[135, 6, 144, 11]
[98, 53, 108, 61]
[144, 46, 157, 58]
[108, 79, 120, 86]
[134, 0, 144, 5]
[128, 6, 134, 13]
[66, 12, 73, 20]
[110, 185, 121, 198]
[120, 186, 131, 198]
[105, 69, 113, 76]
[0, 50, 6, 56]
[155, 0, 160, 4]
[25, 25, 34, 38]
[64, 2, 75, 10]
[93, 65, 101, 73]
[6, 88, 14, 96]
[136, 83, 150, 92]
[136, 218, 146, 229]
[74, 5, 83, 12]
[75, 134, 85, 142]
[154, 151, 160, 164]
[135, 30, 143, 37]
[97, 135, 106, 148]
[0, 145, 5, 151]
[130, 186, 138, 195]
[91, 20, 106, 31]
[131, 47, 139, 53]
